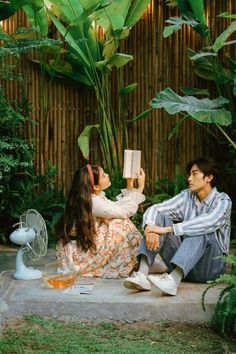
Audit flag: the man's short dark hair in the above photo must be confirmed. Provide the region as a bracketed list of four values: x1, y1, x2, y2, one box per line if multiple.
[186, 157, 219, 187]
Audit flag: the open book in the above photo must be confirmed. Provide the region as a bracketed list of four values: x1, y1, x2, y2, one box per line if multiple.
[123, 149, 141, 178]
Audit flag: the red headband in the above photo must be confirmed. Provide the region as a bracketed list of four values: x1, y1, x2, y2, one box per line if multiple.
[87, 164, 94, 189]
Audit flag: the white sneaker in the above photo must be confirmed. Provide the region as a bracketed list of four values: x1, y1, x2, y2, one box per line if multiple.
[124, 271, 151, 291]
[148, 273, 177, 296]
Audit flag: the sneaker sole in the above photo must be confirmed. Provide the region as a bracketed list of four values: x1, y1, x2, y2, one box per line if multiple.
[124, 280, 150, 291]
[148, 275, 177, 296]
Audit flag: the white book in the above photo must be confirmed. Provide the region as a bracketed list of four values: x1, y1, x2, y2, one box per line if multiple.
[123, 149, 141, 178]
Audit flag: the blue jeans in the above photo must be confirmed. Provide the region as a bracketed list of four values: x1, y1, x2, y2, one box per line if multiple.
[138, 213, 226, 282]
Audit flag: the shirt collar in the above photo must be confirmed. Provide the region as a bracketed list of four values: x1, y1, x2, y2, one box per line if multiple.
[92, 191, 106, 197]
[193, 187, 217, 206]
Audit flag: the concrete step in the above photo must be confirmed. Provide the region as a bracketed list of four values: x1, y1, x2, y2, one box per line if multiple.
[0, 248, 223, 323]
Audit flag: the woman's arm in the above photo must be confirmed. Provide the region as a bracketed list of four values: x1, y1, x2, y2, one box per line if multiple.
[92, 191, 145, 219]
[92, 169, 145, 219]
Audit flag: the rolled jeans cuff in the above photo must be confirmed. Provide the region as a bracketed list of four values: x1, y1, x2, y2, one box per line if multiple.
[137, 237, 156, 266]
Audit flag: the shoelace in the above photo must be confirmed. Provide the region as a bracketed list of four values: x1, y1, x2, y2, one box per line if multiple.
[160, 273, 171, 280]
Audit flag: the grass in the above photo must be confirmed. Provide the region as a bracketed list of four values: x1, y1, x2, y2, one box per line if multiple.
[0, 316, 235, 353]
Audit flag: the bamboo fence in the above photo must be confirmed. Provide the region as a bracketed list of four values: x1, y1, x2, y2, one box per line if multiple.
[1, 0, 236, 193]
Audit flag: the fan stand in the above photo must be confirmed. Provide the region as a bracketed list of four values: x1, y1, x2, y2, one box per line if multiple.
[14, 248, 42, 280]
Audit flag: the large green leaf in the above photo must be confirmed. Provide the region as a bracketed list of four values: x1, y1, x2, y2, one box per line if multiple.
[47, 10, 91, 69]
[190, 51, 217, 61]
[125, 0, 151, 28]
[218, 12, 236, 20]
[194, 63, 234, 84]
[163, 16, 198, 37]
[48, 0, 84, 23]
[23, 5, 48, 36]
[188, 0, 206, 26]
[213, 20, 236, 52]
[175, 1, 208, 37]
[78, 124, 100, 160]
[151, 88, 232, 126]
[119, 83, 138, 95]
[95, 53, 133, 70]
[95, 0, 131, 31]
[180, 86, 210, 96]
[68, 21, 99, 63]
[128, 107, 153, 122]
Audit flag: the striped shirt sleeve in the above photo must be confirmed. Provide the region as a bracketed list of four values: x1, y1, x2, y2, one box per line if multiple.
[173, 196, 232, 236]
[142, 191, 186, 228]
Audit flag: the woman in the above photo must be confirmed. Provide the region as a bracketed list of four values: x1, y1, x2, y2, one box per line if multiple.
[55, 164, 145, 278]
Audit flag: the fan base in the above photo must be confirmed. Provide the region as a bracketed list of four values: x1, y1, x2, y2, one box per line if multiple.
[13, 268, 42, 280]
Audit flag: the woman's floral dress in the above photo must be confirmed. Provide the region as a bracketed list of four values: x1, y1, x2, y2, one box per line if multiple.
[56, 189, 145, 278]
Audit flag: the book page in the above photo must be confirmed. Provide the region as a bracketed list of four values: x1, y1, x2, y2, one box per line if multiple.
[123, 150, 141, 178]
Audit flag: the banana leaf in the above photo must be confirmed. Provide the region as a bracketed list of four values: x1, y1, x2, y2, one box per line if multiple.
[48, 0, 84, 23]
[163, 16, 198, 37]
[119, 83, 138, 95]
[23, 4, 48, 36]
[128, 107, 153, 122]
[194, 64, 234, 84]
[190, 51, 217, 61]
[95, 53, 133, 70]
[218, 12, 236, 20]
[213, 21, 236, 52]
[95, 0, 131, 30]
[125, 0, 151, 28]
[78, 124, 100, 160]
[175, 0, 208, 37]
[47, 10, 92, 69]
[188, 0, 206, 26]
[151, 88, 232, 126]
[68, 21, 99, 63]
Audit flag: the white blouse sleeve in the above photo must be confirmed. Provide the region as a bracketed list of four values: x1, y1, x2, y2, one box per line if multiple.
[92, 189, 145, 219]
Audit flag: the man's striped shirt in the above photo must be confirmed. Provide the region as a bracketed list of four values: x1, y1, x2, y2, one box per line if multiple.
[143, 187, 232, 254]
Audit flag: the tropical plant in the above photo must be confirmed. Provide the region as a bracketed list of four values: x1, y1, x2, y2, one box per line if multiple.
[130, 1, 236, 153]
[148, 165, 187, 204]
[0, 25, 64, 244]
[16, 0, 151, 173]
[202, 254, 236, 337]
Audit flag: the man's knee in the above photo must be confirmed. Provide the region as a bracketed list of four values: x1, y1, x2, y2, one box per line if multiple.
[154, 213, 173, 227]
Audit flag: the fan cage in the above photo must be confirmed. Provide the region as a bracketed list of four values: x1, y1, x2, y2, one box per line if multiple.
[20, 209, 48, 260]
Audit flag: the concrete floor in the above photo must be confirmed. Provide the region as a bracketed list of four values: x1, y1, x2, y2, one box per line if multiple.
[0, 247, 223, 323]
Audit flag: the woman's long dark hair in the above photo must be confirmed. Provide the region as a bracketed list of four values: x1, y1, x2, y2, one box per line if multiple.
[55, 164, 100, 251]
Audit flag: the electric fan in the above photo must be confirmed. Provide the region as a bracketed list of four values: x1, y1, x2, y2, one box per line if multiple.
[10, 209, 48, 280]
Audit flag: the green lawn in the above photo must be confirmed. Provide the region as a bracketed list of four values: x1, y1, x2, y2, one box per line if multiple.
[0, 315, 235, 353]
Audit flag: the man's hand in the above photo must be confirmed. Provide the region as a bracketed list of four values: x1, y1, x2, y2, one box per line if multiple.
[145, 231, 160, 251]
[144, 224, 173, 251]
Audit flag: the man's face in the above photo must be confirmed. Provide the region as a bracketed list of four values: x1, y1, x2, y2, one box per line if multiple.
[188, 164, 213, 194]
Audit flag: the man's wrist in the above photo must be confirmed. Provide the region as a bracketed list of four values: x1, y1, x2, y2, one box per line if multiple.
[166, 226, 173, 233]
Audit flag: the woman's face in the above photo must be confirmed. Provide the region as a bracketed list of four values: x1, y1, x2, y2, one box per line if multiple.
[97, 167, 111, 191]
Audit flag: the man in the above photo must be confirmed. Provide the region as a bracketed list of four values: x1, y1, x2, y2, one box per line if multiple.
[124, 157, 232, 295]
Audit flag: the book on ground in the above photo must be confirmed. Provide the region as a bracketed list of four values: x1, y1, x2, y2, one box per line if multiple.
[123, 149, 141, 178]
